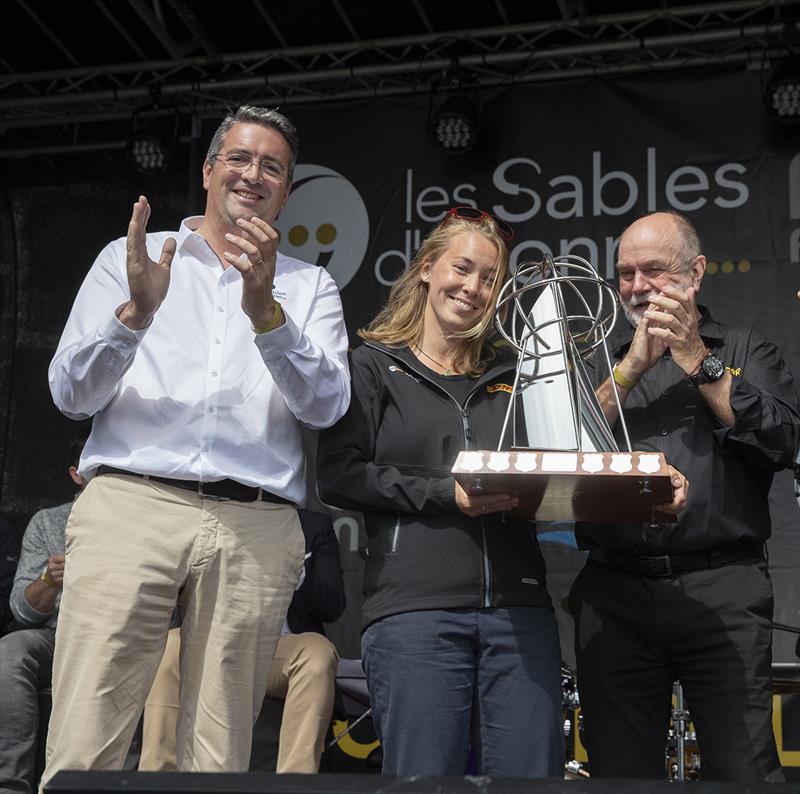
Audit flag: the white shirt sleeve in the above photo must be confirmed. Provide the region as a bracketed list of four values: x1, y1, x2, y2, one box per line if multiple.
[48, 238, 148, 420]
[253, 266, 350, 430]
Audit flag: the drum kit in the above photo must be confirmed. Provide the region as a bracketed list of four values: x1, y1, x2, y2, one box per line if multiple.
[665, 681, 701, 782]
[559, 666, 703, 780]
[560, 663, 588, 779]
[561, 659, 800, 782]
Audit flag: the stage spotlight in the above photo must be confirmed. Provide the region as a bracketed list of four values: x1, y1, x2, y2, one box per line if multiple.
[429, 93, 480, 155]
[765, 58, 800, 123]
[128, 133, 169, 175]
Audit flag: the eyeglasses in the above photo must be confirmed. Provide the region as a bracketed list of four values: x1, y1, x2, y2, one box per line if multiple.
[441, 206, 515, 244]
[212, 151, 289, 182]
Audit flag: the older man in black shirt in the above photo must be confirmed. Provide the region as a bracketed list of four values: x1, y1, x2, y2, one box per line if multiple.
[570, 211, 800, 782]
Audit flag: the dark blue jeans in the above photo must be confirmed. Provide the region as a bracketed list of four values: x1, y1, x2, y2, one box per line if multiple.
[362, 607, 563, 778]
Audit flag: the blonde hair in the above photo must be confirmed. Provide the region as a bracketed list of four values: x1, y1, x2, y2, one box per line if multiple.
[359, 215, 510, 377]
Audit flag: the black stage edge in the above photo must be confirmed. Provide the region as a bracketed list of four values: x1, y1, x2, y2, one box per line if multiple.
[45, 771, 800, 794]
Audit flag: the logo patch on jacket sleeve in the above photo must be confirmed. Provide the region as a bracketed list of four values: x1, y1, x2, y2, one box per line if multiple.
[488, 383, 513, 394]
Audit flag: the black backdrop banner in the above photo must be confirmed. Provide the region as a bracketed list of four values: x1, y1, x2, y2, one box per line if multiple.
[0, 69, 798, 675]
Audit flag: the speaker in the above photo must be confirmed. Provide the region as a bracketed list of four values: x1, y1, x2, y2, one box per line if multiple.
[45, 770, 798, 794]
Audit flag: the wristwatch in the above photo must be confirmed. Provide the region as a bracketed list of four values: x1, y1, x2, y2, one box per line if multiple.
[688, 351, 725, 386]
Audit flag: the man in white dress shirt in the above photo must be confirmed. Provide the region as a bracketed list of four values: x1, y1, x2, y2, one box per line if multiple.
[42, 106, 350, 784]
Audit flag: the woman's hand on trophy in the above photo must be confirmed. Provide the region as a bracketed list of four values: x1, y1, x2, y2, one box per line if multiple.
[455, 481, 519, 517]
[655, 464, 689, 516]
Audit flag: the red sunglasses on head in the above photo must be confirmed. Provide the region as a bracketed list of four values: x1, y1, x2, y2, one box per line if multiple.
[441, 206, 515, 244]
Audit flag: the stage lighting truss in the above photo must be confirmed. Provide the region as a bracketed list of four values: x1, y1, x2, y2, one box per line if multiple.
[4, 2, 800, 159]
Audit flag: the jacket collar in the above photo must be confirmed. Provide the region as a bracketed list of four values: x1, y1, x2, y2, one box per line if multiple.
[365, 341, 517, 387]
[610, 304, 725, 357]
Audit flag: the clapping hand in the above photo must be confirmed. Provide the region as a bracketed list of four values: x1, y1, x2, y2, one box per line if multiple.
[118, 196, 176, 330]
[223, 216, 282, 329]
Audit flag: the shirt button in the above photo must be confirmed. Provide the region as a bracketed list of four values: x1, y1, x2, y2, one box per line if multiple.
[211, 371, 218, 377]
[209, 407, 215, 414]
[217, 306, 224, 313]
[215, 338, 221, 345]
[660, 429, 668, 436]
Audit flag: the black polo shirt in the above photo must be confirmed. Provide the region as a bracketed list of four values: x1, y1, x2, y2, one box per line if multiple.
[576, 307, 800, 556]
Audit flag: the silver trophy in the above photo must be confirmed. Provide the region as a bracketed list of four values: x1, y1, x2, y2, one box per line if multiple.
[451, 254, 672, 522]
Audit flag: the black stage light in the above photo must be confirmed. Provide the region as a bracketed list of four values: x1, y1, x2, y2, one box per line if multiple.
[765, 57, 800, 123]
[128, 133, 170, 175]
[431, 94, 479, 154]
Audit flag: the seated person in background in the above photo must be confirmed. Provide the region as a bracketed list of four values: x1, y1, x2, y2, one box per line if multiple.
[0, 450, 85, 794]
[139, 508, 346, 774]
[0, 515, 23, 637]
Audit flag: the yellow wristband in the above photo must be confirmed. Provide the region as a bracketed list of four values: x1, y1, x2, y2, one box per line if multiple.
[612, 363, 639, 391]
[41, 570, 57, 588]
[252, 302, 283, 335]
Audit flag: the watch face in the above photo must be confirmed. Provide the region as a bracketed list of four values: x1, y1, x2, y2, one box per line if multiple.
[701, 353, 725, 381]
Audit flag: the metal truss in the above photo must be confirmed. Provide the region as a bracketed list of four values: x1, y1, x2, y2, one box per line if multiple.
[2, 0, 800, 157]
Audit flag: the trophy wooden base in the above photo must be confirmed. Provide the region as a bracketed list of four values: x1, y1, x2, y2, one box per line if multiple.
[452, 449, 674, 522]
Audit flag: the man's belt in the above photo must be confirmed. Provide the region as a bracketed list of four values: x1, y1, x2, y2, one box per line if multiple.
[589, 541, 765, 578]
[95, 465, 292, 505]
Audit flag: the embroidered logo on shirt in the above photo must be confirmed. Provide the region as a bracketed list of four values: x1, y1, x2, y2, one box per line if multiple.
[272, 286, 287, 301]
[488, 383, 513, 394]
[389, 365, 421, 383]
[725, 366, 742, 377]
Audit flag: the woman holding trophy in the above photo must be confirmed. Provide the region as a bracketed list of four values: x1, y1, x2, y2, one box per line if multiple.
[318, 207, 564, 778]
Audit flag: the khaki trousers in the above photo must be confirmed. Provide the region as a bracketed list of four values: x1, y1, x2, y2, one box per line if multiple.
[140, 627, 338, 773]
[41, 473, 304, 787]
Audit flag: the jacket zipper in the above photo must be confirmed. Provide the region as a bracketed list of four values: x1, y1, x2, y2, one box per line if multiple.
[389, 515, 401, 555]
[368, 343, 499, 606]
[463, 391, 492, 607]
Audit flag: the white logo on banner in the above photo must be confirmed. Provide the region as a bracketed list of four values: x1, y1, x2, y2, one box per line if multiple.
[375, 151, 750, 284]
[275, 164, 369, 290]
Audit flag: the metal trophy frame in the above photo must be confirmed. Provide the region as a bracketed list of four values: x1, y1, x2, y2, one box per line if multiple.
[451, 254, 673, 523]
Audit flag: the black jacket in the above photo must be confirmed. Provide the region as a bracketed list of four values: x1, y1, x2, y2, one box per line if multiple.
[317, 342, 551, 629]
[288, 508, 347, 635]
